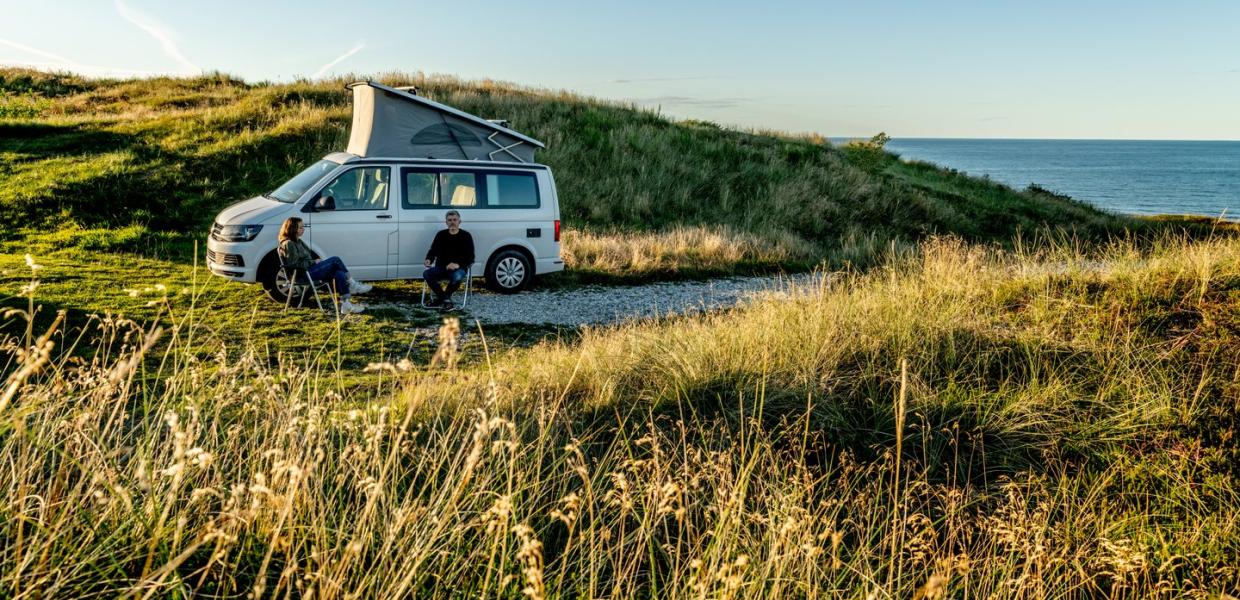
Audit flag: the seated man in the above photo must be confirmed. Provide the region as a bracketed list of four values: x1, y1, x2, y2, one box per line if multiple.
[423, 209, 475, 310]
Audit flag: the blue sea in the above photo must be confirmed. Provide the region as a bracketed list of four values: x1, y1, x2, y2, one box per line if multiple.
[851, 138, 1240, 219]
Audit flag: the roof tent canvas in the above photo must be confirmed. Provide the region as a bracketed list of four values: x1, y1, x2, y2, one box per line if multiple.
[345, 81, 544, 163]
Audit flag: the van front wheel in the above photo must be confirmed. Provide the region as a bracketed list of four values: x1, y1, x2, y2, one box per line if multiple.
[485, 249, 532, 294]
[258, 252, 305, 306]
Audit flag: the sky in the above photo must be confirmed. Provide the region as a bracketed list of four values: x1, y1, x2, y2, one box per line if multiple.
[2, 0, 1239, 140]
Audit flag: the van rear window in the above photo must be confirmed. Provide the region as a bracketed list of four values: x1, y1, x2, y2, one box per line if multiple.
[400, 168, 540, 209]
[486, 174, 538, 207]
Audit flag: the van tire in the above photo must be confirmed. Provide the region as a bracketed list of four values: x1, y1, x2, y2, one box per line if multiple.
[257, 253, 291, 304]
[485, 248, 532, 294]
[258, 251, 314, 307]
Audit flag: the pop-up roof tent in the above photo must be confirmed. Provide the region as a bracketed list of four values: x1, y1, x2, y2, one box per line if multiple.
[344, 81, 545, 163]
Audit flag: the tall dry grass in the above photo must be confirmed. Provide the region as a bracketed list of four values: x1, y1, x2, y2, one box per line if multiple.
[561, 226, 815, 277]
[3, 236, 1239, 597]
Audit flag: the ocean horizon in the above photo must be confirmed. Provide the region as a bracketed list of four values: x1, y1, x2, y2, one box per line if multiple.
[832, 137, 1240, 220]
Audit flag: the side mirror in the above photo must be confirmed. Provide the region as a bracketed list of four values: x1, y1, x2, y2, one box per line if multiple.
[315, 195, 336, 211]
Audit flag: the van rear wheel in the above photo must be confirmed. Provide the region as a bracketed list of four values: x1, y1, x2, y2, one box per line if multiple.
[486, 249, 532, 294]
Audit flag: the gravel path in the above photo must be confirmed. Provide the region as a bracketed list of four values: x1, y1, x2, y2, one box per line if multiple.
[408, 273, 816, 327]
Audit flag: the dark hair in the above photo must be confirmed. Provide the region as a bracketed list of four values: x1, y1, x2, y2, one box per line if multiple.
[279, 217, 303, 242]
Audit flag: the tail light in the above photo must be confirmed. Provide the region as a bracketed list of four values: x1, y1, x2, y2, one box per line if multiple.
[554, 220, 561, 242]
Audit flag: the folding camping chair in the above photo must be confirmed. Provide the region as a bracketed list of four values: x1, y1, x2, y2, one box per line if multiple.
[420, 267, 472, 309]
[277, 248, 333, 312]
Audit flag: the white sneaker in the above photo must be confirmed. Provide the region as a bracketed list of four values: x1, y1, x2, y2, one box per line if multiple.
[340, 300, 365, 314]
[348, 279, 373, 295]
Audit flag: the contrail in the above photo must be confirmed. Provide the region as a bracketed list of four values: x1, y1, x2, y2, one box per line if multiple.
[0, 37, 166, 76]
[0, 36, 79, 66]
[0, 58, 167, 77]
[313, 41, 365, 79]
[114, 0, 199, 74]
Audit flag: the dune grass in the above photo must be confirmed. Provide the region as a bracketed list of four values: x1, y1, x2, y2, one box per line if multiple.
[3, 234, 1238, 597]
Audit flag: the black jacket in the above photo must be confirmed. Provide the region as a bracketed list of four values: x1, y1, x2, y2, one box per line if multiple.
[425, 229, 475, 268]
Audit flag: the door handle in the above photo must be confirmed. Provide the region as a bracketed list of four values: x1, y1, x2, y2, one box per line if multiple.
[376, 214, 393, 219]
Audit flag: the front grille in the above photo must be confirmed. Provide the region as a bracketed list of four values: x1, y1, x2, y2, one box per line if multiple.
[206, 249, 244, 266]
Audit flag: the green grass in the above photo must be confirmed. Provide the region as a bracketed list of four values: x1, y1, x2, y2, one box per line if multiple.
[0, 250, 562, 400]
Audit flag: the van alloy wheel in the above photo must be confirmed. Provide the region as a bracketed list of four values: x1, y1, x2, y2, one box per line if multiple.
[496, 256, 525, 288]
[275, 269, 296, 298]
[486, 249, 532, 294]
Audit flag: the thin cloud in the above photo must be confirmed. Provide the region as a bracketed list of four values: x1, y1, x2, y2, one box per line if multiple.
[0, 36, 164, 77]
[313, 41, 365, 79]
[114, 0, 199, 74]
[0, 58, 165, 77]
[631, 95, 750, 109]
[0, 36, 78, 65]
[612, 76, 717, 84]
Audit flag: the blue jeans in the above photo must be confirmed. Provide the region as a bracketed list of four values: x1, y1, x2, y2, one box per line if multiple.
[307, 256, 350, 297]
[424, 265, 467, 299]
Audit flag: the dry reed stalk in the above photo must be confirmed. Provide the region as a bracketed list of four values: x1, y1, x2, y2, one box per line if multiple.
[887, 357, 909, 596]
[0, 309, 64, 415]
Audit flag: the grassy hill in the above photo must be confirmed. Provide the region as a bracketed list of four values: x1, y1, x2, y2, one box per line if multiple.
[3, 68, 1240, 596]
[1, 67, 1149, 276]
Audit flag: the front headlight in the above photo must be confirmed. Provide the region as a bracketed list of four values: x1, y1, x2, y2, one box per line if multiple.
[212, 224, 264, 242]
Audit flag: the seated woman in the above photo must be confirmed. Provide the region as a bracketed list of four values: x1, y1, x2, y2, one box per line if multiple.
[277, 217, 372, 313]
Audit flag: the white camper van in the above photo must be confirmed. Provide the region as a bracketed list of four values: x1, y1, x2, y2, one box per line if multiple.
[205, 81, 563, 303]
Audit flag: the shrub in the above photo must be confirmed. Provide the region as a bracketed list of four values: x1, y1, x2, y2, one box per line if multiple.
[0, 92, 50, 119]
[842, 131, 892, 174]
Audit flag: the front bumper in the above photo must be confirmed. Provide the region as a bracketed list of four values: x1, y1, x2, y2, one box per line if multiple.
[205, 239, 258, 283]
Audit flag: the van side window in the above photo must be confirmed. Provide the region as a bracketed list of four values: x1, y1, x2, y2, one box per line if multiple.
[485, 173, 539, 207]
[440, 172, 478, 207]
[398, 168, 542, 209]
[403, 172, 437, 208]
[320, 166, 390, 210]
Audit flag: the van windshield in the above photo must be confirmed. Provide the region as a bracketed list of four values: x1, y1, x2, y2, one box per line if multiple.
[267, 160, 339, 203]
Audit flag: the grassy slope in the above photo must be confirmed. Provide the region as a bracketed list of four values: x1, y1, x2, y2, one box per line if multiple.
[4, 67, 1196, 365]
[1, 68, 1147, 269]
[6, 69, 1222, 335]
